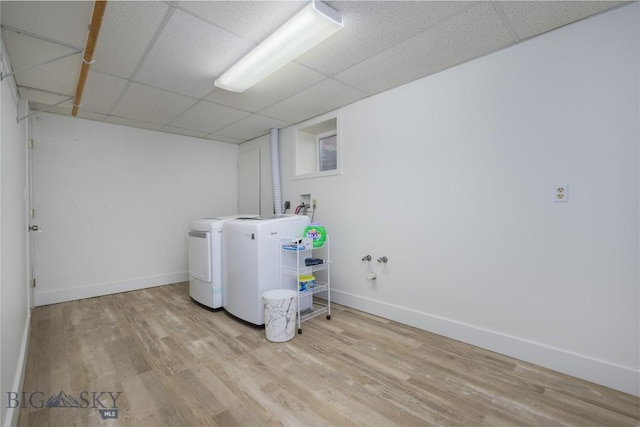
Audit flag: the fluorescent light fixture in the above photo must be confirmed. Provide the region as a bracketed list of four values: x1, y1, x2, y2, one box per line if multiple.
[214, 0, 343, 93]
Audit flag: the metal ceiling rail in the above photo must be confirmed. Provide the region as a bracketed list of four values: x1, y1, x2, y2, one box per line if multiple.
[17, 85, 72, 98]
[15, 85, 75, 122]
[72, 0, 107, 116]
[1, 51, 81, 81]
[0, 24, 84, 50]
[0, 24, 83, 81]
[17, 96, 73, 123]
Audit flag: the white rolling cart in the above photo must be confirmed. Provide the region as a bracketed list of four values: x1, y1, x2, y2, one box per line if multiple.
[280, 236, 331, 334]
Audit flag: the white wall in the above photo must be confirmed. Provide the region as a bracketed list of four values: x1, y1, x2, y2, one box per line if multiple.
[255, 4, 638, 395]
[31, 113, 239, 305]
[1, 41, 31, 427]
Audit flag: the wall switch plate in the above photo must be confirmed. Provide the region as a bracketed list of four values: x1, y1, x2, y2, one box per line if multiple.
[554, 184, 568, 203]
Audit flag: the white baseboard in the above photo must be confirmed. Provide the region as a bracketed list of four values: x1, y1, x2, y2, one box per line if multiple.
[332, 289, 640, 397]
[3, 309, 31, 427]
[33, 272, 188, 307]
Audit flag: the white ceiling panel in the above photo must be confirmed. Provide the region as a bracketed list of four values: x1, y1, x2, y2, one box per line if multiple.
[30, 102, 107, 122]
[91, 1, 170, 79]
[215, 114, 291, 141]
[169, 100, 251, 134]
[206, 62, 325, 112]
[29, 101, 73, 117]
[77, 111, 107, 122]
[17, 87, 73, 107]
[134, 9, 252, 98]
[80, 71, 128, 115]
[18, 86, 73, 108]
[2, 30, 81, 96]
[1, 1, 92, 47]
[110, 82, 197, 125]
[2, 30, 80, 70]
[161, 126, 210, 139]
[1, 1, 626, 143]
[204, 133, 245, 144]
[496, 1, 628, 42]
[261, 79, 367, 123]
[296, 1, 472, 76]
[105, 115, 164, 132]
[178, 1, 305, 43]
[335, 2, 515, 95]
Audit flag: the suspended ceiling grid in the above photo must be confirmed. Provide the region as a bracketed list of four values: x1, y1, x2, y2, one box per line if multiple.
[0, 1, 628, 144]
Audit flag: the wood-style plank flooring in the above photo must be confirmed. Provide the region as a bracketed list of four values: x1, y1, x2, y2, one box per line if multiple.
[18, 282, 639, 426]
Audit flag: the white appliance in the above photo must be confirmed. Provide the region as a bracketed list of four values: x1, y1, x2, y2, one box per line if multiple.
[188, 215, 256, 309]
[223, 215, 310, 325]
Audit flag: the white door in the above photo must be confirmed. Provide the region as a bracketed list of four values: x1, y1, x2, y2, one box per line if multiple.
[27, 131, 36, 308]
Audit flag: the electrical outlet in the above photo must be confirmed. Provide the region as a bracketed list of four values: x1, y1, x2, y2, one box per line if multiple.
[554, 184, 568, 203]
[312, 199, 317, 209]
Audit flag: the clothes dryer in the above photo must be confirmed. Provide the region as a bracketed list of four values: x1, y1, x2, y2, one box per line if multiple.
[188, 215, 256, 309]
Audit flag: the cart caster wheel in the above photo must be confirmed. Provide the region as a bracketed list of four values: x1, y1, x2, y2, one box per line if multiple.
[298, 328, 302, 334]
[326, 315, 331, 320]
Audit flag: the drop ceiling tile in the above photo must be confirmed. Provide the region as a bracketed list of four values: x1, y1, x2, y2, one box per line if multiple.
[162, 126, 210, 139]
[496, 1, 625, 42]
[1, 1, 92, 47]
[3, 0, 623, 141]
[105, 116, 164, 132]
[18, 87, 73, 106]
[80, 72, 128, 115]
[2, 30, 79, 70]
[260, 79, 367, 124]
[111, 82, 197, 125]
[206, 62, 325, 112]
[77, 111, 108, 122]
[92, 1, 170, 79]
[21, 90, 106, 123]
[215, 114, 291, 141]
[335, 2, 515, 95]
[178, 1, 305, 43]
[134, 9, 252, 98]
[31, 105, 105, 122]
[297, 1, 472, 75]
[170, 101, 251, 134]
[204, 134, 245, 145]
[30, 102, 72, 116]
[2, 30, 81, 95]
[14, 56, 80, 97]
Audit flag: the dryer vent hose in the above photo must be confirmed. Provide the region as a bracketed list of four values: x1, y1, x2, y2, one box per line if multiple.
[270, 128, 283, 216]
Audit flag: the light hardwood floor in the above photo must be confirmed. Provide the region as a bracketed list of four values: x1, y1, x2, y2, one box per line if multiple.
[18, 282, 639, 426]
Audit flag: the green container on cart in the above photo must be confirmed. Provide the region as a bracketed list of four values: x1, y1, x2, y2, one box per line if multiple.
[303, 224, 326, 248]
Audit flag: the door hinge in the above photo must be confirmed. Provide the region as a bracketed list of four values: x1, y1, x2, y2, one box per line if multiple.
[30, 208, 35, 219]
[29, 139, 34, 149]
[32, 278, 36, 288]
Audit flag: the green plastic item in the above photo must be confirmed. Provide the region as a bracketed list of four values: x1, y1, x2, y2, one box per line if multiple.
[304, 224, 326, 248]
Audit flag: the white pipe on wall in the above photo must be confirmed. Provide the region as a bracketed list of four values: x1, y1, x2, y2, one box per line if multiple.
[270, 128, 283, 216]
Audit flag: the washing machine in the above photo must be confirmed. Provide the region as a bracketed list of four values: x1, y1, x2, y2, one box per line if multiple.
[223, 215, 310, 325]
[188, 215, 256, 309]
